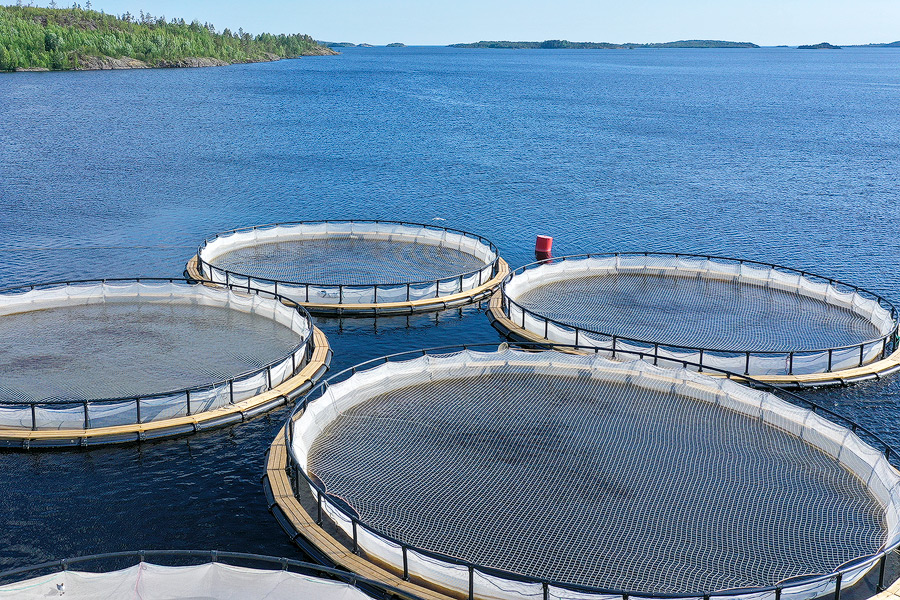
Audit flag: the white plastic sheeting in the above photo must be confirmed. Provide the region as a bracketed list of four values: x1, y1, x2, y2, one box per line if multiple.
[198, 222, 498, 305]
[290, 349, 900, 600]
[503, 255, 897, 376]
[0, 281, 311, 429]
[0, 562, 372, 600]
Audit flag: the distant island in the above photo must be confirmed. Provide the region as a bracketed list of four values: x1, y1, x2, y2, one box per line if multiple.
[0, 5, 335, 72]
[450, 39, 760, 49]
[386, 43, 406, 48]
[321, 41, 373, 48]
[798, 42, 841, 50]
[846, 41, 900, 48]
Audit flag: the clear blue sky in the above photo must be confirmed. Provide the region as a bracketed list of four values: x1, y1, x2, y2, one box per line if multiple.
[80, 0, 900, 46]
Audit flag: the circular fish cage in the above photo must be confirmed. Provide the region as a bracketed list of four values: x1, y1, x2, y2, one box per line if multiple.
[0, 550, 424, 600]
[0, 279, 331, 448]
[188, 220, 508, 316]
[490, 253, 900, 386]
[266, 345, 900, 600]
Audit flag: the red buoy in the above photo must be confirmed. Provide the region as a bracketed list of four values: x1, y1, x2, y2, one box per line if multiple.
[535, 235, 553, 261]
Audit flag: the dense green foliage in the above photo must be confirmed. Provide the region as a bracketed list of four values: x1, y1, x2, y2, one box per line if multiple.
[450, 39, 760, 49]
[0, 4, 331, 71]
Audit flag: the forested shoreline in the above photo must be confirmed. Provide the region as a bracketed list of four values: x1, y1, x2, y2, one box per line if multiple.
[0, 5, 334, 72]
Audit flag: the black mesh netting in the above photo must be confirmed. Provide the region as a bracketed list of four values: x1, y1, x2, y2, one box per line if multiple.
[210, 238, 488, 286]
[308, 370, 885, 594]
[516, 273, 880, 351]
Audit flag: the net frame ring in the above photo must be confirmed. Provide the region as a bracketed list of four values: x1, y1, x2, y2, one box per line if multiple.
[187, 220, 509, 316]
[268, 345, 900, 600]
[490, 252, 900, 386]
[0, 278, 332, 449]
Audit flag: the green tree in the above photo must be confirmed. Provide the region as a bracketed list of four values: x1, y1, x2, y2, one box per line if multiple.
[44, 30, 61, 51]
[0, 45, 11, 71]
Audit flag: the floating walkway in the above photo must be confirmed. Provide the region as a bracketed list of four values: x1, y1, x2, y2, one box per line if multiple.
[266, 346, 900, 600]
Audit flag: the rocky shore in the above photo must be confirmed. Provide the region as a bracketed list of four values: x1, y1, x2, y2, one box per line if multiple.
[14, 49, 335, 72]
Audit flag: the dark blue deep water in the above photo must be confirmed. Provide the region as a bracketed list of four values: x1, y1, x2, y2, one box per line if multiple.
[1, 47, 900, 569]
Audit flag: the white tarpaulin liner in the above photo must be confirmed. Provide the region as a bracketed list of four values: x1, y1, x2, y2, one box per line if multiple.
[0, 562, 373, 600]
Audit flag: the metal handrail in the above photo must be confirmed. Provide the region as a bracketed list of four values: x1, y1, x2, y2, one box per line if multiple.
[0, 549, 424, 600]
[500, 253, 900, 374]
[0, 279, 317, 429]
[195, 220, 501, 300]
[281, 342, 900, 600]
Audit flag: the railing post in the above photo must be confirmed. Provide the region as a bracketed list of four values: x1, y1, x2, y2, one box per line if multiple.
[229, 380, 235, 404]
[745, 351, 751, 375]
[267, 365, 272, 389]
[31, 404, 37, 430]
[351, 519, 358, 554]
[827, 348, 833, 373]
[788, 352, 794, 375]
[543, 583, 549, 600]
[654, 344, 659, 366]
[316, 490, 323, 525]
[136, 398, 141, 424]
[878, 553, 887, 591]
[406, 283, 411, 302]
[544, 319, 549, 339]
[305, 284, 309, 303]
[186, 390, 192, 416]
[859, 344, 865, 367]
[833, 572, 842, 600]
[83, 401, 89, 429]
[611, 336, 617, 358]
[468, 565, 474, 600]
[698, 348, 704, 372]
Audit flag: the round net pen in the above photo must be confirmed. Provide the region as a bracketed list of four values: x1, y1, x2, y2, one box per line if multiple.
[0, 279, 331, 449]
[266, 346, 900, 600]
[188, 220, 508, 316]
[0, 550, 425, 600]
[490, 253, 900, 386]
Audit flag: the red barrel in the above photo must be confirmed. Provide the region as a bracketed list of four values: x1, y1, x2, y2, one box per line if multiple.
[535, 235, 553, 261]
[535, 235, 553, 254]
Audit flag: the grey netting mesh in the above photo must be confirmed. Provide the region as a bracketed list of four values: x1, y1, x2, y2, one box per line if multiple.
[0, 302, 298, 402]
[212, 238, 485, 286]
[197, 222, 499, 307]
[502, 255, 898, 376]
[291, 350, 900, 600]
[517, 272, 878, 352]
[0, 281, 313, 429]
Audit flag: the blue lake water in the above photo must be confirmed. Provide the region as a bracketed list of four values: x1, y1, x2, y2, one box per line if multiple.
[1, 46, 900, 569]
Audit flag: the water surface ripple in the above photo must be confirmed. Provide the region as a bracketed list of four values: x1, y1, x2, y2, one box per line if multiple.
[1, 47, 900, 572]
